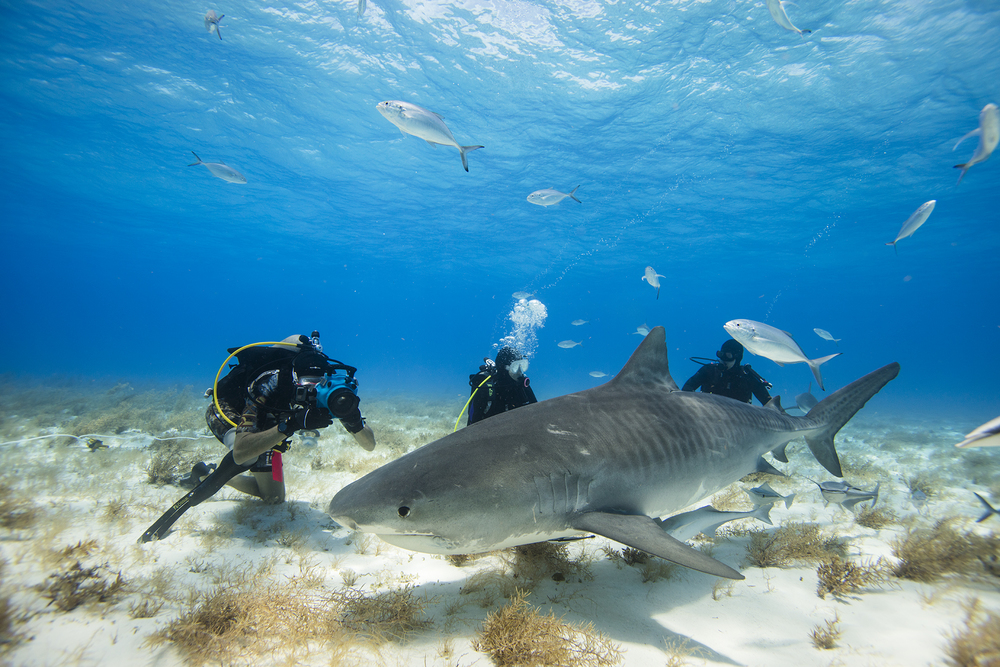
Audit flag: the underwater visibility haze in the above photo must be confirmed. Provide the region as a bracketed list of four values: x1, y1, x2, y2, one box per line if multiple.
[1, 0, 999, 415]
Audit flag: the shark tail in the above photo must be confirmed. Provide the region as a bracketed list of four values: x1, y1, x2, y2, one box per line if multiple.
[974, 492, 998, 523]
[803, 362, 900, 477]
[569, 185, 582, 203]
[459, 145, 484, 172]
[806, 352, 841, 391]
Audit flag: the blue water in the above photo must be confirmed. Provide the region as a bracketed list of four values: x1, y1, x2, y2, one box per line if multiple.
[1, 0, 997, 423]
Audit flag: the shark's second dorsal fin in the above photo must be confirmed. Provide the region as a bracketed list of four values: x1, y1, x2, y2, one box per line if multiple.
[609, 325, 678, 390]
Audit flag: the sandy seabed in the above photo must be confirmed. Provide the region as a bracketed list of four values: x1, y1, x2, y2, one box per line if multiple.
[0, 379, 997, 667]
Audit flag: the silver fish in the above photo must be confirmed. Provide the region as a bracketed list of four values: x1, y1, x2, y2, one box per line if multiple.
[955, 415, 1000, 448]
[724, 319, 841, 391]
[358, 0, 366, 17]
[746, 483, 795, 509]
[512, 291, 533, 300]
[589, 371, 607, 378]
[328, 327, 899, 579]
[188, 152, 246, 183]
[204, 10, 223, 40]
[911, 488, 928, 510]
[765, 0, 811, 36]
[571, 319, 588, 326]
[642, 266, 665, 300]
[632, 323, 651, 337]
[974, 493, 999, 522]
[813, 328, 841, 345]
[814, 480, 880, 511]
[886, 200, 935, 251]
[376, 100, 483, 172]
[557, 340, 582, 349]
[954, 103, 999, 185]
[659, 503, 774, 543]
[527, 186, 581, 207]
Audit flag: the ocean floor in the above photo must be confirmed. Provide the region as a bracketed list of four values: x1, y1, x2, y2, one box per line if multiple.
[0, 378, 998, 666]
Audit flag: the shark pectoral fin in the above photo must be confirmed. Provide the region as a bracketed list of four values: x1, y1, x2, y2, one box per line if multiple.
[755, 456, 786, 477]
[570, 511, 744, 580]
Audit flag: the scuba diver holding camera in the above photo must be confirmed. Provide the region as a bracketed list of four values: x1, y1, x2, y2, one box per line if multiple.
[139, 332, 374, 542]
[465, 346, 537, 426]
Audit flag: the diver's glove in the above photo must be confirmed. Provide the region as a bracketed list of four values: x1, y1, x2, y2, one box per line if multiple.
[279, 408, 333, 437]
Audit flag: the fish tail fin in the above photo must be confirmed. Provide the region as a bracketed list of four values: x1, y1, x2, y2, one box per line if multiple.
[570, 185, 581, 203]
[954, 164, 969, 185]
[784, 493, 795, 509]
[188, 151, 202, 166]
[656, 286, 660, 300]
[217, 26, 222, 39]
[459, 145, 484, 172]
[974, 493, 998, 523]
[753, 503, 774, 526]
[806, 352, 841, 391]
[871, 482, 880, 507]
[803, 363, 899, 476]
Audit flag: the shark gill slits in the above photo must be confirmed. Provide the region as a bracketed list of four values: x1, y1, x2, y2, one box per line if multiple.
[398, 506, 410, 518]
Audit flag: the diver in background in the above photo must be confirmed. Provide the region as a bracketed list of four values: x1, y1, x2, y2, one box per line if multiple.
[467, 346, 537, 425]
[682, 339, 773, 405]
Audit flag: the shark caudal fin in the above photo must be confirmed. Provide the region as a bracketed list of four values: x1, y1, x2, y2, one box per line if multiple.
[608, 325, 678, 390]
[803, 363, 900, 477]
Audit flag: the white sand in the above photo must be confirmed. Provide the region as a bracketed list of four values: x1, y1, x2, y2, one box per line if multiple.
[0, 387, 998, 666]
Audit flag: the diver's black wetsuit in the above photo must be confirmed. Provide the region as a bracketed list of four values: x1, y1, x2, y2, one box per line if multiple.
[467, 371, 537, 425]
[682, 363, 772, 405]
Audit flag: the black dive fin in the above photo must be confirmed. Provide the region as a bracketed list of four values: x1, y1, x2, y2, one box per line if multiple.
[571, 511, 744, 580]
[138, 451, 251, 543]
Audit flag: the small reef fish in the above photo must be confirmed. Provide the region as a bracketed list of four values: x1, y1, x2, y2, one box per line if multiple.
[955, 415, 1000, 448]
[571, 319, 588, 326]
[589, 371, 607, 378]
[557, 340, 582, 348]
[659, 504, 774, 543]
[724, 319, 841, 391]
[766, 0, 811, 36]
[512, 291, 533, 300]
[746, 483, 795, 509]
[631, 323, 651, 337]
[886, 200, 936, 252]
[954, 103, 999, 184]
[974, 493, 999, 522]
[188, 152, 246, 183]
[204, 10, 223, 39]
[813, 480, 880, 511]
[376, 100, 484, 172]
[813, 328, 841, 345]
[641, 266, 665, 299]
[527, 186, 581, 207]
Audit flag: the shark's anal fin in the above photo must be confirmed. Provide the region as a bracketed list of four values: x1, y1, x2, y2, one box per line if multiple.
[570, 511, 744, 580]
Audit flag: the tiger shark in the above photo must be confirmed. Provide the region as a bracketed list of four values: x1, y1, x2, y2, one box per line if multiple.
[328, 326, 899, 579]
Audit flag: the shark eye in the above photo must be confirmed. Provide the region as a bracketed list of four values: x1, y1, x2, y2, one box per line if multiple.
[398, 506, 410, 518]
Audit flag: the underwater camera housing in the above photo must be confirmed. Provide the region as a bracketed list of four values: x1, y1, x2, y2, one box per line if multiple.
[294, 373, 360, 419]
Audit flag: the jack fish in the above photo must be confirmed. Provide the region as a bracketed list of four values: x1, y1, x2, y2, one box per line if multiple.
[954, 103, 999, 184]
[188, 152, 246, 183]
[376, 100, 484, 172]
[724, 319, 841, 391]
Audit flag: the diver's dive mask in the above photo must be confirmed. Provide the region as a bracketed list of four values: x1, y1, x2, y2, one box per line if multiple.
[507, 358, 529, 380]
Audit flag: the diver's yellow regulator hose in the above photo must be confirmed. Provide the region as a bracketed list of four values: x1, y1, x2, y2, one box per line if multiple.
[454, 374, 492, 432]
[213, 341, 302, 428]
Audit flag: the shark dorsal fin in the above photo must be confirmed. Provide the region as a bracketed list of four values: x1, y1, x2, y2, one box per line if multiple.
[764, 396, 785, 414]
[609, 325, 678, 390]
